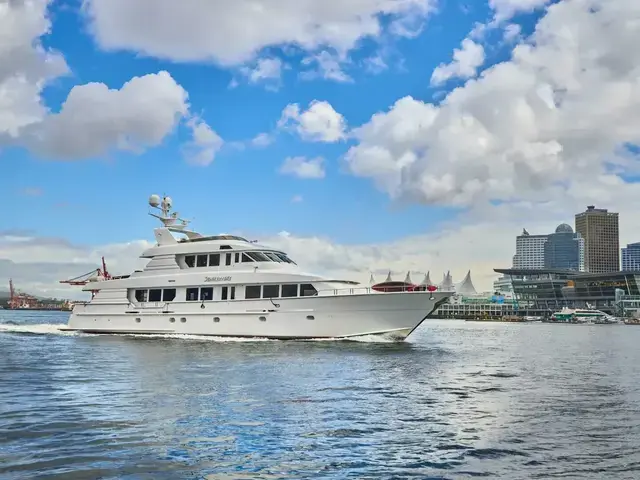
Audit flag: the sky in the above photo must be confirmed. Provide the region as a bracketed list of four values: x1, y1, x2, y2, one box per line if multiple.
[2, 0, 640, 299]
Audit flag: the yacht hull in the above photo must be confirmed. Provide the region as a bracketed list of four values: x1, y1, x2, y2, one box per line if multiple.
[63, 291, 450, 341]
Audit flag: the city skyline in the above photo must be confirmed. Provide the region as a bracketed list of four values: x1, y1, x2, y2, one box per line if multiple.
[510, 206, 632, 273]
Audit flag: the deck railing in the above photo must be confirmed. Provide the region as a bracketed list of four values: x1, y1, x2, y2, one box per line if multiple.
[320, 286, 434, 296]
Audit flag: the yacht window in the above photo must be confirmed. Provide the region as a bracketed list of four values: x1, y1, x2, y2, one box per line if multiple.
[220, 245, 233, 250]
[200, 287, 214, 301]
[281, 284, 298, 298]
[241, 253, 255, 263]
[265, 252, 282, 262]
[276, 253, 296, 265]
[135, 289, 148, 302]
[248, 252, 270, 262]
[186, 288, 199, 301]
[149, 289, 162, 302]
[300, 284, 318, 296]
[185, 255, 195, 268]
[230, 286, 236, 300]
[197, 255, 208, 267]
[209, 254, 220, 267]
[163, 289, 176, 302]
[234, 253, 240, 263]
[245, 285, 261, 299]
[221, 286, 229, 300]
[225, 253, 232, 266]
[263, 285, 280, 298]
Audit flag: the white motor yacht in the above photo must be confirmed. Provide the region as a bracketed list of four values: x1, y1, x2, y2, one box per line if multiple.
[62, 195, 452, 341]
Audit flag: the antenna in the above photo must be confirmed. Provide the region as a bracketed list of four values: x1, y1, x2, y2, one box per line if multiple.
[148, 193, 190, 229]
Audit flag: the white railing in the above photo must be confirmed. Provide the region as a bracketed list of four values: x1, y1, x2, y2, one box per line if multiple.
[320, 286, 433, 296]
[135, 301, 169, 309]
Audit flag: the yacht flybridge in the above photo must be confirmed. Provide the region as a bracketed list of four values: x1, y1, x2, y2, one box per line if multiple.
[62, 195, 452, 340]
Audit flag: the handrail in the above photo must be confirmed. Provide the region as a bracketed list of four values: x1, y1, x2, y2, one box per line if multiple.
[319, 286, 435, 296]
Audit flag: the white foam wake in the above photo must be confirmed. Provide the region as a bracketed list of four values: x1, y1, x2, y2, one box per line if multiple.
[0, 324, 399, 343]
[0, 323, 79, 336]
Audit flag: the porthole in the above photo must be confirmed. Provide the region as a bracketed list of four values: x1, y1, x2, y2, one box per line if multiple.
[180, 317, 187, 323]
[306, 315, 315, 320]
[135, 318, 141, 323]
[169, 317, 176, 323]
[259, 316, 267, 322]
[213, 317, 220, 323]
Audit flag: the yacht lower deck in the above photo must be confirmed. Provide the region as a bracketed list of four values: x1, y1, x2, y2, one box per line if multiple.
[63, 290, 450, 341]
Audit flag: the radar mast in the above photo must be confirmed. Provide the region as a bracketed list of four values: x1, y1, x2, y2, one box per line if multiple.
[148, 194, 202, 239]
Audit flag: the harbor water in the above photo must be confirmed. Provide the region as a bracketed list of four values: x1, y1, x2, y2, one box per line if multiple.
[1, 311, 640, 479]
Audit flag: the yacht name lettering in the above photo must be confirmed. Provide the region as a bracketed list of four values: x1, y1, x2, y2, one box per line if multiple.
[205, 276, 232, 282]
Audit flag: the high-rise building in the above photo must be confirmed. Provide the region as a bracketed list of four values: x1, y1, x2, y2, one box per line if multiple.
[622, 242, 640, 270]
[512, 228, 548, 269]
[575, 205, 619, 273]
[544, 223, 585, 271]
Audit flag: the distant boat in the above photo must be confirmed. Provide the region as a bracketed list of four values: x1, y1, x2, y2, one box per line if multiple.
[550, 307, 619, 324]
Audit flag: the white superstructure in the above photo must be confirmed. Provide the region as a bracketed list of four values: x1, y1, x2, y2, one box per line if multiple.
[62, 195, 452, 341]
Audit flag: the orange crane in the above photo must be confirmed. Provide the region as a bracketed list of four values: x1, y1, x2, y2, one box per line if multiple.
[60, 257, 112, 298]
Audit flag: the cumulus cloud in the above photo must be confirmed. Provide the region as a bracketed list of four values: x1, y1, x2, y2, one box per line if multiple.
[0, 0, 67, 139]
[489, 0, 553, 23]
[83, 0, 435, 66]
[279, 156, 326, 179]
[238, 57, 284, 89]
[0, 2, 222, 164]
[278, 100, 347, 142]
[23, 71, 190, 159]
[250, 132, 274, 148]
[300, 51, 352, 83]
[344, 0, 640, 208]
[183, 116, 224, 166]
[431, 38, 485, 85]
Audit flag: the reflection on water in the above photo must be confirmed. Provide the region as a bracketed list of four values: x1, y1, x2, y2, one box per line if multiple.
[1, 311, 640, 479]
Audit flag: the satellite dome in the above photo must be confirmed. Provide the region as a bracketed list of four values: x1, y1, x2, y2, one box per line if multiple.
[148, 194, 161, 207]
[556, 223, 573, 234]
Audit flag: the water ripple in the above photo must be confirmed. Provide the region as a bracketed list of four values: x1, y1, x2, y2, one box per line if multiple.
[1, 313, 640, 478]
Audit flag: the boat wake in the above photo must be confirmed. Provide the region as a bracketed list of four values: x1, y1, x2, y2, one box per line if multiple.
[0, 323, 79, 336]
[0, 324, 398, 343]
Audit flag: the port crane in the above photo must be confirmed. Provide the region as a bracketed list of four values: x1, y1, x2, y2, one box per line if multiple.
[59, 257, 112, 299]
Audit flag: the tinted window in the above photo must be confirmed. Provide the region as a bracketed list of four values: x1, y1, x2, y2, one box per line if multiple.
[220, 245, 232, 250]
[163, 289, 176, 301]
[230, 286, 236, 300]
[265, 252, 282, 262]
[186, 288, 199, 301]
[221, 286, 228, 300]
[245, 285, 261, 299]
[300, 284, 318, 296]
[149, 289, 162, 302]
[185, 255, 195, 268]
[241, 253, 254, 263]
[200, 287, 214, 301]
[209, 254, 220, 266]
[197, 255, 208, 267]
[135, 289, 147, 302]
[225, 254, 232, 266]
[281, 284, 298, 297]
[248, 252, 270, 262]
[263, 284, 280, 298]
[234, 253, 240, 263]
[276, 253, 296, 265]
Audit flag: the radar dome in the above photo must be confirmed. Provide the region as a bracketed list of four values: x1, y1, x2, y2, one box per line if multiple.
[162, 196, 173, 209]
[555, 223, 573, 234]
[148, 194, 160, 207]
